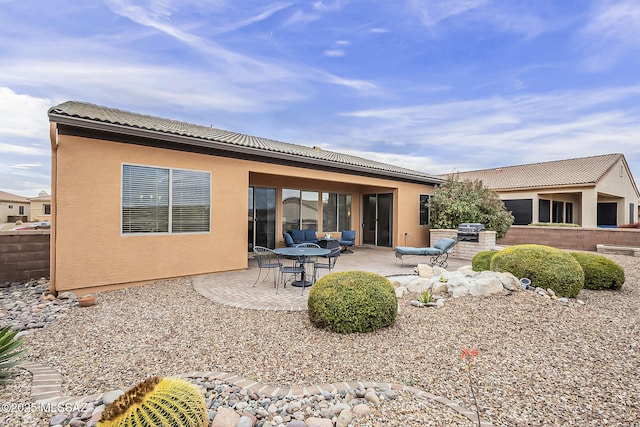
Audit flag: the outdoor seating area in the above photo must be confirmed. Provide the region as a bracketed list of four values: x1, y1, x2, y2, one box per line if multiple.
[201, 247, 467, 311]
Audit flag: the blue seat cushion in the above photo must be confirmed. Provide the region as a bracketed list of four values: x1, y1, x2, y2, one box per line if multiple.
[303, 229, 318, 242]
[283, 232, 295, 247]
[434, 238, 456, 251]
[340, 230, 356, 242]
[395, 246, 442, 256]
[290, 229, 305, 243]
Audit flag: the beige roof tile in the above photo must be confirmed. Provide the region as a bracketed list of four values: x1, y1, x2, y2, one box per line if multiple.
[48, 101, 442, 184]
[447, 154, 625, 190]
[0, 190, 29, 203]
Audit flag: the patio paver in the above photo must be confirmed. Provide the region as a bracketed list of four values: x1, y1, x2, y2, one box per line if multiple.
[193, 246, 468, 311]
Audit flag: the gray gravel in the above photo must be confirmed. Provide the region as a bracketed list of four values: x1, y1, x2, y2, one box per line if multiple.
[1, 253, 639, 426]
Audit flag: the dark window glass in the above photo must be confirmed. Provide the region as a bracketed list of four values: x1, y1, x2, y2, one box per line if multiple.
[539, 199, 550, 222]
[503, 199, 532, 225]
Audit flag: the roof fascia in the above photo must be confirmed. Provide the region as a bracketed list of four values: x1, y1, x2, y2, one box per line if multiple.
[49, 113, 443, 186]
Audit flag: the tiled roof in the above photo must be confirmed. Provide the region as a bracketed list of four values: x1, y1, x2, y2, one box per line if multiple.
[446, 153, 626, 190]
[48, 101, 442, 184]
[0, 191, 29, 203]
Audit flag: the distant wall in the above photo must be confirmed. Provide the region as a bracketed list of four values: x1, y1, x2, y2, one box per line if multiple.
[497, 225, 640, 251]
[0, 230, 50, 283]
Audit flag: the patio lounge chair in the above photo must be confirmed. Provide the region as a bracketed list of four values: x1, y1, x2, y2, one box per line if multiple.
[394, 237, 458, 268]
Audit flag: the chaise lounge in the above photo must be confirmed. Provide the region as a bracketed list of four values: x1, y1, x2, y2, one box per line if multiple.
[394, 237, 458, 268]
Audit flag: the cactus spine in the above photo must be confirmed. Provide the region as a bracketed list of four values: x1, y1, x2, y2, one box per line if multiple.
[97, 376, 208, 427]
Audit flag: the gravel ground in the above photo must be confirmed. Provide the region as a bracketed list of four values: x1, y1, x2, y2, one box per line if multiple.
[1, 253, 639, 426]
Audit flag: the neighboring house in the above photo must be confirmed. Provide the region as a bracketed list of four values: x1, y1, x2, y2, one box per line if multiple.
[448, 154, 639, 228]
[0, 190, 30, 222]
[29, 191, 52, 222]
[48, 101, 443, 294]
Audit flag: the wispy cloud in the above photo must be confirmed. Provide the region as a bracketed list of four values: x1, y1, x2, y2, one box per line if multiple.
[406, 0, 548, 38]
[324, 49, 345, 57]
[578, 0, 640, 71]
[337, 85, 640, 173]
[9, 162, 43, 169]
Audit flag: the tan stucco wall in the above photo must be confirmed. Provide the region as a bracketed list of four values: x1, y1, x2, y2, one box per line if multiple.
[52, 131, 436, 293]
[0, 201, 30, 222]
[496, 159, 639, 228]
[29, 200, 51, 221]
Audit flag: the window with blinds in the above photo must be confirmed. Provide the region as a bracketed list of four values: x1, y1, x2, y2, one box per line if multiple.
[122, 164, 210, 234]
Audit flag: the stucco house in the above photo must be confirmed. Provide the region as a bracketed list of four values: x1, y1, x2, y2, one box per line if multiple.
[29, 191, 52, 222]
[48, 101, 443, 294]
[449, 154, 639, 228]
[0, 190, 30, 223]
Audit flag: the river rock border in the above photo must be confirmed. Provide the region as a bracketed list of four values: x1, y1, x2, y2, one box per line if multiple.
[18, 362, 494, 426]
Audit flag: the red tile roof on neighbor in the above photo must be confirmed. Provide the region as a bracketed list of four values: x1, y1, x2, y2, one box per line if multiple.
[446, 153, 638, 194]
[0, 191, 29, 203]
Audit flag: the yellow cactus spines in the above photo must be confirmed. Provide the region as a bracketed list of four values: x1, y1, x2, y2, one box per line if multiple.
[97, 376, 208, 427]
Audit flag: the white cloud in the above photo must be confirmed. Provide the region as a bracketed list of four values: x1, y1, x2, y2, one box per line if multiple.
[0, 88, 51, 139]
[324, 49, 345, 57]
[578, 0, 640, 71]
[337, 85, 640, 175]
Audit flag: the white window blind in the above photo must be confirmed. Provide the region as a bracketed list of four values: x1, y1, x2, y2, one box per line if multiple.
[172, 169, 210, 233]
[122, 165, 210, 234]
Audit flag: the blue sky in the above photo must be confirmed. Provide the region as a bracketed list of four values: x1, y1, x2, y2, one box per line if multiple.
[1, 0, 639, 197]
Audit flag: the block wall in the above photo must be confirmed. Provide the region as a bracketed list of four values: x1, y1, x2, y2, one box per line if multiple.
[430, 229, 497, 260]
[0, 231, 50, 282]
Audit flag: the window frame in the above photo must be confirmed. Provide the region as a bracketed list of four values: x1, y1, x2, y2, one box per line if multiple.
[419, 194, 431, 226]
[322, 192, 352, 232]
[121, 163, 211, 235]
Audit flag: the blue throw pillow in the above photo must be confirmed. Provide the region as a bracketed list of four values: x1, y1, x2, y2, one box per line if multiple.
[290, 229, 305, 242]
[304, 229, 318, 242]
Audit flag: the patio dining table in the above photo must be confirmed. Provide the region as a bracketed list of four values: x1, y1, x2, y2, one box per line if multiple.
[273, 247, 331, 287]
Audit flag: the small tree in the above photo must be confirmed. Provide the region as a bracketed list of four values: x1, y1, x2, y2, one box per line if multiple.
[429, 176, 514, 238]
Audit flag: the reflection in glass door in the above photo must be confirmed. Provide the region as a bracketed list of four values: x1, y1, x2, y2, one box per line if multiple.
[362, 193, 393, 247]
[248, 187, 276, 250]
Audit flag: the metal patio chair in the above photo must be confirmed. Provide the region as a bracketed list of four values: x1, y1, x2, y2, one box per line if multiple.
[252, 246, 281, 292]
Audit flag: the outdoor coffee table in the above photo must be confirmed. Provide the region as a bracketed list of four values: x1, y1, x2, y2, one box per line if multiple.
[273, 247, 330, 287]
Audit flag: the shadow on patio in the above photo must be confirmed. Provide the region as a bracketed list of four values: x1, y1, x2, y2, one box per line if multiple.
[192, 247, 469, 311]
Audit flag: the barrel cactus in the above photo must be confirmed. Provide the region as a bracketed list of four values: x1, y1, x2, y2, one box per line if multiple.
[98, 376, 208, 427]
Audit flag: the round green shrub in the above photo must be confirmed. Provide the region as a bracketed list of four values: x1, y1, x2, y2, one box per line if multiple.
[569, 252, 625, 290]
[471, 250, 499, 272]
[307, 271, 397, 334]
[490, 244, 584, 298]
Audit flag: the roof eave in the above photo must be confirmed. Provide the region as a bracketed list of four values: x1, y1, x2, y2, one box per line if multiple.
[48, 113, 443, 185]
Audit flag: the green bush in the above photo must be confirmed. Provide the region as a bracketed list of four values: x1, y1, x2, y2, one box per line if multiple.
[569, 252, 625, 290]
[308, 271, 397, 334]
[490, 244, 584, 298]
[471, 250, 499, 271]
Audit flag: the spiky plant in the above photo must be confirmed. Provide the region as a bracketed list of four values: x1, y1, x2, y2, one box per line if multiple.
[97, 376, 208, 427]
[0, 326, 25, 384]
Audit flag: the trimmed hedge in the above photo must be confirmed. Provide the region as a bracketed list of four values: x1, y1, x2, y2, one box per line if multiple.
[471, 250, 499, 272]
[569, 252, 625, 290]
[307, 271, 397, 334]
[490, 244, 584, 298]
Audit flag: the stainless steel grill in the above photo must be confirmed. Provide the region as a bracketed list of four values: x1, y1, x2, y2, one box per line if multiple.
[457, 223, 485, 242]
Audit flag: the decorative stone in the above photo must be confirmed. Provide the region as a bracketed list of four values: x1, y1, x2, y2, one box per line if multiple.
[102, 389, 125, 405]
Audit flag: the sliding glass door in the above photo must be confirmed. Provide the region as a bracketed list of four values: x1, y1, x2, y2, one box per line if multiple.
[362, 193, 393, 247]
[248, 187, 276, 250]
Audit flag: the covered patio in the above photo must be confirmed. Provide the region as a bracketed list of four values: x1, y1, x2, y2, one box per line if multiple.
[193, 247, 468, 311]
